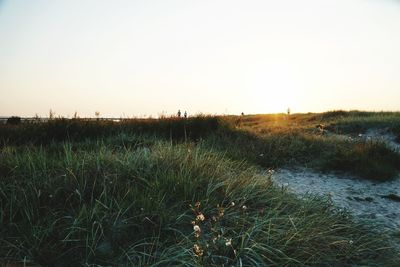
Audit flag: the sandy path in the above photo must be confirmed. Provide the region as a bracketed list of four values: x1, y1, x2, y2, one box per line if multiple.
[271, 129, 400, 248]
[363, 129, 400, 152]
[272, 168, 400, 233]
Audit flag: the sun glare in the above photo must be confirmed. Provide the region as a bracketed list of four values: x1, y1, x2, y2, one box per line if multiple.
[245, 64, 304, 113]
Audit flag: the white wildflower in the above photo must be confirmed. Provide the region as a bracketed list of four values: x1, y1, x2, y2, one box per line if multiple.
[196, 213, 205, 221]
[193, 244, 203, 256]
[193, 225, 201, 233]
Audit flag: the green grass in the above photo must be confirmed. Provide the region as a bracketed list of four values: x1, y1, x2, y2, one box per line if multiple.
[0, 116, 220, 146]
[1, 111, 400, 265]
[1, 138, 398, 266]
[1, 112, 400, 181]
[204, 127, 400, 181]
[219, 111, 400, 181]
[326, 112, 400, 142]
[325, 140, 400, 180]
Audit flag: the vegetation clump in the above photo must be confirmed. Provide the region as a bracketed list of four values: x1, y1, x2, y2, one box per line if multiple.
[326, 141, 400, 180]
[6, 116, 21, 125]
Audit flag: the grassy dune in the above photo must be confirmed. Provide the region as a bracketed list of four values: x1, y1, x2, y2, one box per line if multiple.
[219, 111, 400, 180]
[1, 111, 400, 266]
[1, 140, 398, 266]
[1, 111, 400, 180]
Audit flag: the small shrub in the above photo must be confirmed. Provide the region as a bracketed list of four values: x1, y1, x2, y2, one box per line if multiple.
[6, 116, 21, 125]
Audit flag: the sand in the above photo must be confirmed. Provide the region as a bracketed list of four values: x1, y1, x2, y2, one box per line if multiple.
[271, 128, 400, 247]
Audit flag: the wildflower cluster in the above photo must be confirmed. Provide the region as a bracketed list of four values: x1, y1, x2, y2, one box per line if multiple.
[190, 202, 206, 256]
[189, 200, 253, 264]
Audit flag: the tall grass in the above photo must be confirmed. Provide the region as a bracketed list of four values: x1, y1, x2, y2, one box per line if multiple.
[205, 128, 400, 181]
[0, 139, 398, 266]
[1, 113, 400, 181]
[0, 116, 220, 146]
[326, 113, 400, 141]
[220, 111, 400, 180]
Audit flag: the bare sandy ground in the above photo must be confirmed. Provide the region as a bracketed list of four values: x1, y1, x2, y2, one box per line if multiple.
[363, 128, 400, 152]
[271, 129, 400, 247]
[272, 168, 400, 233]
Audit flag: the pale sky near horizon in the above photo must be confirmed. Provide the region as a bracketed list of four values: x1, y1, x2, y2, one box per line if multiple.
[1, 0, 400, 117]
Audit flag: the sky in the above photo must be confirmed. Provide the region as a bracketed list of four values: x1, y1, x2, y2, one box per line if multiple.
[0, 0, 400, 117]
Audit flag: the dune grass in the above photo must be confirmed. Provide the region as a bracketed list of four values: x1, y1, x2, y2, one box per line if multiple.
[0, 138, 398, 266]
[1, 112, 400, 265]
[326, 112, 400, 142]
[220, 111, 400, 180]
[1, 112, 400, 181]
[205, 126, 400, 181]
[0, 116, 219, 146]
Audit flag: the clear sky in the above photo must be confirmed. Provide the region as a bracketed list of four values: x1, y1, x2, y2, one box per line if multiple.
[0, 0, 399, 117]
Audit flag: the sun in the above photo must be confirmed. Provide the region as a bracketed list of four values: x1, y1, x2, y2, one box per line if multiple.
[244, 65, 305, 113]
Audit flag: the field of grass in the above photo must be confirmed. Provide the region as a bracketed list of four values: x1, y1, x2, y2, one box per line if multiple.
[2, 112, 400, 181]
[1, 111, 400, 266]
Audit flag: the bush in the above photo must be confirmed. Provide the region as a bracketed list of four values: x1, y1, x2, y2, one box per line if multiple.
[6, 116, 21, 125]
